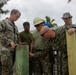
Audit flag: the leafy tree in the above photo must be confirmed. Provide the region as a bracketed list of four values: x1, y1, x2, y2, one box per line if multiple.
[68, 0, 71, 3]
[0, 0, 9, 14]
[45, 16, 58, 28]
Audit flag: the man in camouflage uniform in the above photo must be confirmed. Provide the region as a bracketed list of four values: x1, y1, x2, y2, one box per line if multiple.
[40, 24, 76, 75]
[60, 12, 76, 75]
[30, 17, 54, 75]
[19, 22, 33, 75]
[0, 9, 21, 75]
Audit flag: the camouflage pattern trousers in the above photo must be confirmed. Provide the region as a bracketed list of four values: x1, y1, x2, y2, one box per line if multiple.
[32, 58, 52, 75]
[0, 47, 13, 75]
[60, 51, 69, 75]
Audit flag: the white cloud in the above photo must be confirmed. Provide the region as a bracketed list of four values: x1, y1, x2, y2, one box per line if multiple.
[1, 0, 76, 32]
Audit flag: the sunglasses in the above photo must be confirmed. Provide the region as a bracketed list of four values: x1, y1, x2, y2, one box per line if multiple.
[35, 24, 40, 27]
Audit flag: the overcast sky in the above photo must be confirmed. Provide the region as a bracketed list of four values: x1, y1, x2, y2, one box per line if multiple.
[1, 0, 76, 32]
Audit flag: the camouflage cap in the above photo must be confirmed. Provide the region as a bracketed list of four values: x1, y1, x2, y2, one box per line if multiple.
[62, 12, 72, 19]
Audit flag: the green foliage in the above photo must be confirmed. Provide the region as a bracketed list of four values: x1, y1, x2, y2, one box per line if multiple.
[0, 0, 9, 14]
[68, 0, 71, 3]
[45, 16, 58, 28]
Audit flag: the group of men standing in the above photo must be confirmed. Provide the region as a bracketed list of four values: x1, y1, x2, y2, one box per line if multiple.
[0, 8, 76, 75]
[19, 12, 76, 75]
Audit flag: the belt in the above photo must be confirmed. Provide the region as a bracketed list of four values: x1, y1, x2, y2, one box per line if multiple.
[33, 49, 44, 53]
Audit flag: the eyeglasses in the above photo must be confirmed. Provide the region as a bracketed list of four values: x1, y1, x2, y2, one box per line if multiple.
[41, 30, 49, 36]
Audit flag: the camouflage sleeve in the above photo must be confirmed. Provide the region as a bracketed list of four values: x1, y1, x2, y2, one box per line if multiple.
[72, 24, 76, 28]
[0, 21, 12, 46]
[15, 25, 20, 44]
[49, 27, 66, 50]
[64, 24, 76, 30]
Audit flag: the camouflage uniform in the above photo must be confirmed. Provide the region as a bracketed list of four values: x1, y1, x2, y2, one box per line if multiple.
[32, 30, 54, 75]
[46, 25, 76, 75]
[0, 18, 19, 75]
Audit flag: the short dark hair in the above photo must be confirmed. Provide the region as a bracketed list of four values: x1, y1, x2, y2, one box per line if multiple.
[10, 9, 21, 15]
[23, 22, 30, 26]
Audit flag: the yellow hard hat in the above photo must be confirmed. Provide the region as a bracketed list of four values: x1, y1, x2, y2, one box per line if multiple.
[33, 17, 44, 26]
